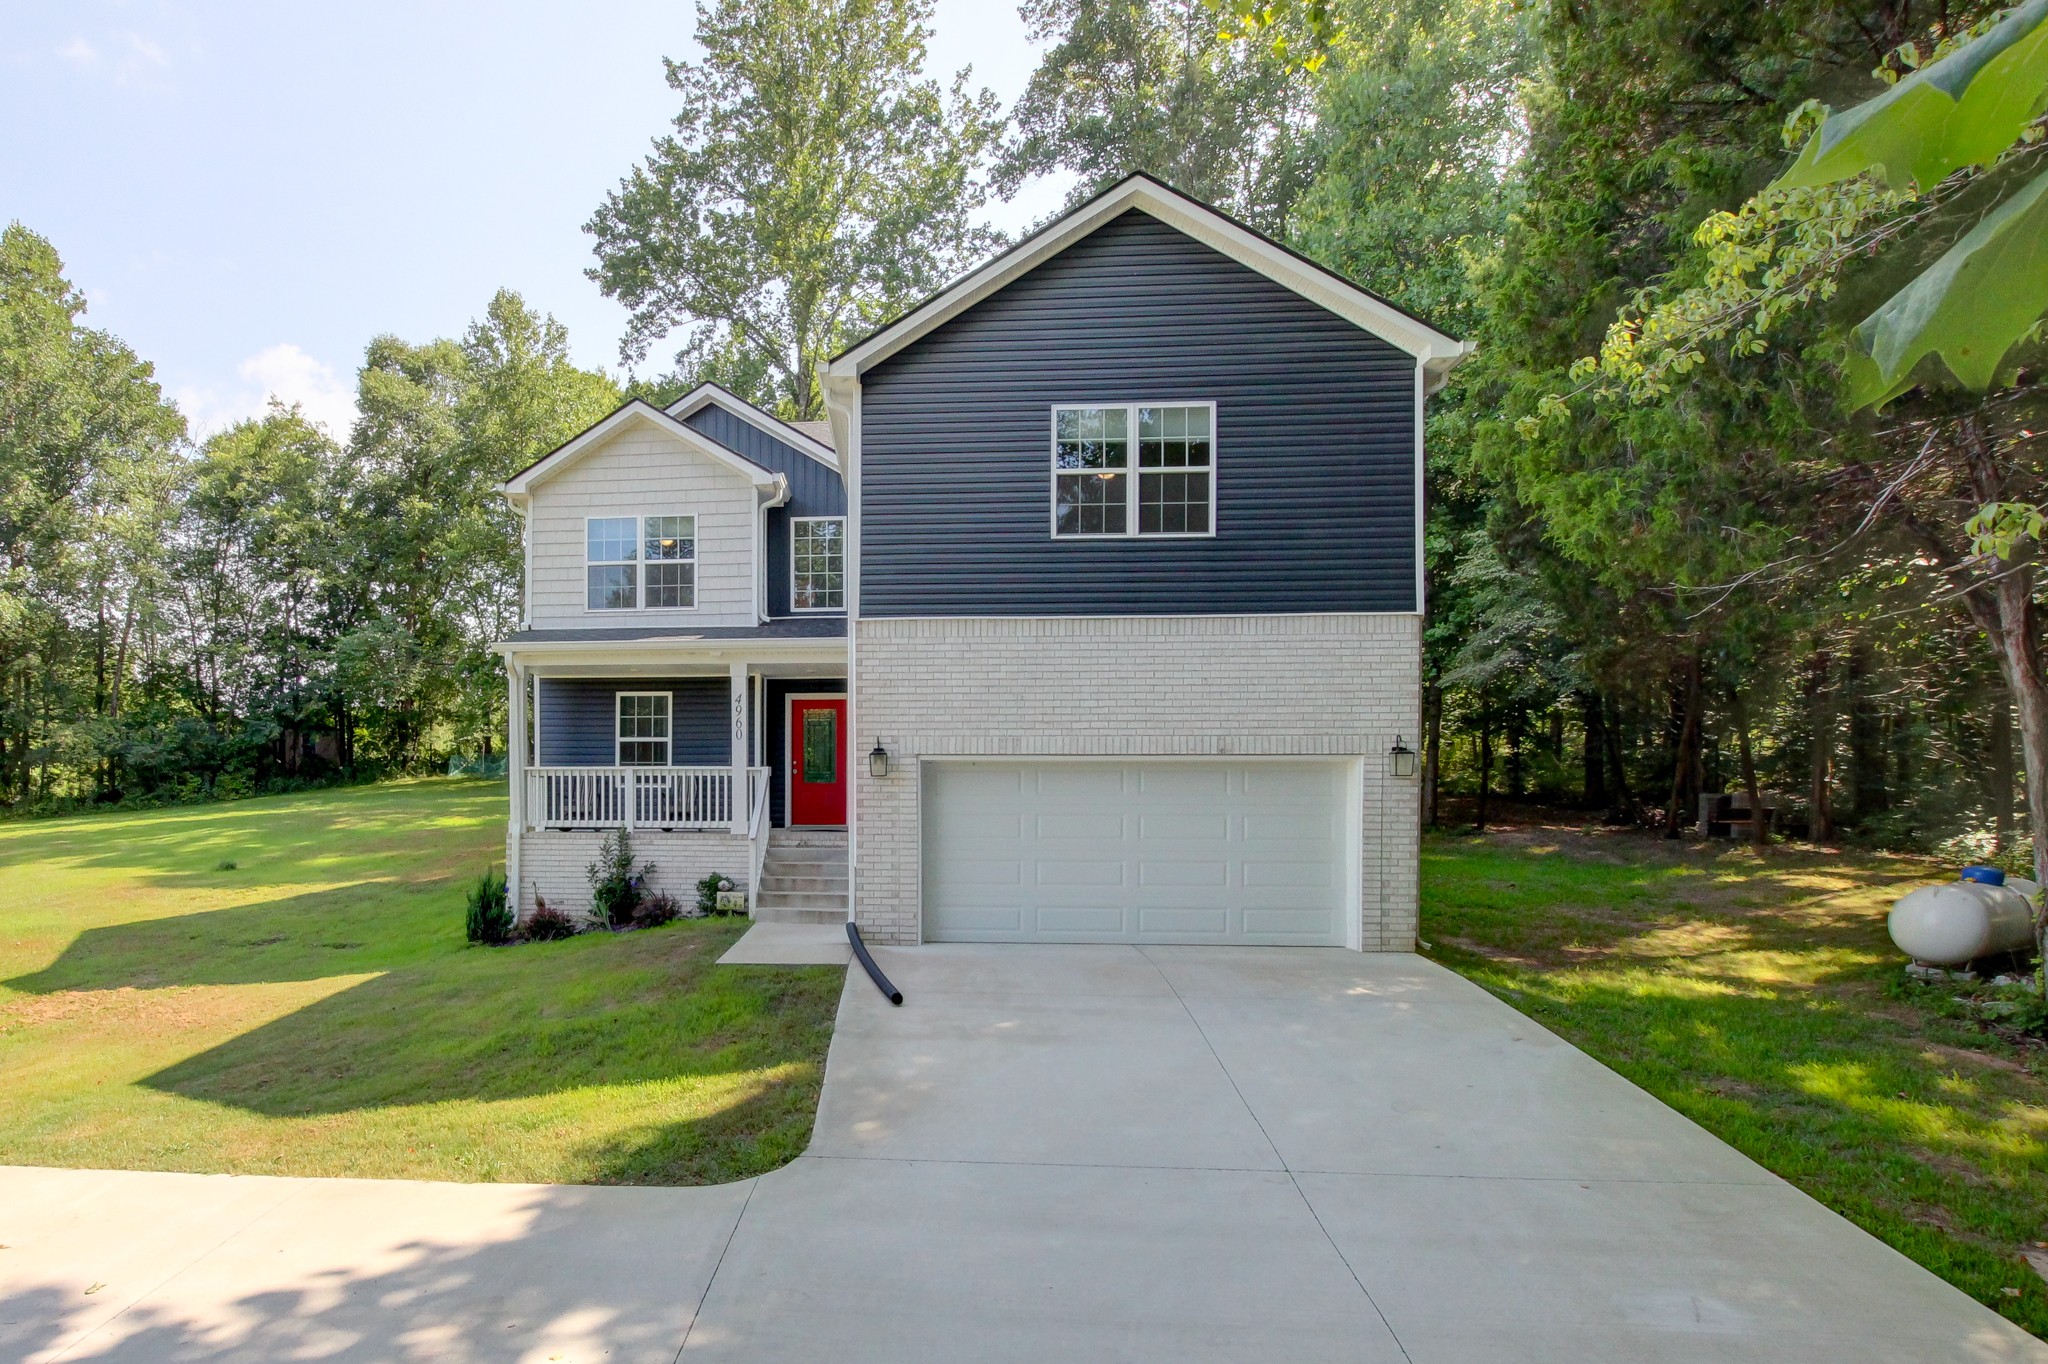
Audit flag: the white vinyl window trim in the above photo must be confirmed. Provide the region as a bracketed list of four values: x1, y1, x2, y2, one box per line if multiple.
[584, 514, 697, 612]
[1049, 401, 1217, 540]
[790, 516, 846, 612]
[615, 691, 672, 766]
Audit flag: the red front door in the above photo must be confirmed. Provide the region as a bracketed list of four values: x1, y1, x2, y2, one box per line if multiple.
[789, 697, 847, 826]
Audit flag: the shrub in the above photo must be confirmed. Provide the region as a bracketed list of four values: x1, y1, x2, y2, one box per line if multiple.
[696, 872, 737, 916]
[587, 829, 654, 929]
[464, 867, 513, 945]
[521, 895, 580, 942]
[634, 890, 683, 928]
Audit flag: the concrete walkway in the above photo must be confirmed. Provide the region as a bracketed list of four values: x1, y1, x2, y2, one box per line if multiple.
[3, 946, 2043, 1362]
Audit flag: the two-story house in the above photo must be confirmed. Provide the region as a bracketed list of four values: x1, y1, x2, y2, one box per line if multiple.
[495, 174, 1468, 949]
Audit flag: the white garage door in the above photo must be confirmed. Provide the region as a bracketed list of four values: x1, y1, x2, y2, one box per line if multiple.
[922, 760, 1353, 945]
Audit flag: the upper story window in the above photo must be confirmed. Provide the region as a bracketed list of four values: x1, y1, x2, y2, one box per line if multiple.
[586, 515, 696, 611]
[1052, 403, 1214, 538]
[792, 517, 845, 611]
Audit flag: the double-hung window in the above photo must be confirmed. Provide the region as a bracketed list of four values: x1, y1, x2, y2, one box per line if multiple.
[791, 517, 845, 611]
[616, 692, 671, 765]
[1052, 403, 1214, 537]
[586, 515, 696, 610]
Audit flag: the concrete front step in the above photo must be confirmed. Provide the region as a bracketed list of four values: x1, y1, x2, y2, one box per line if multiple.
[769, 829, 847, 847]
[751, 905, 850, 925]
[760, 874, 850, 894]
[755, 890, 851, 910]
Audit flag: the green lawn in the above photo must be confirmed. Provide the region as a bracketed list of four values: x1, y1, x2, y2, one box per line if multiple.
[0, 778, 842, 1185]
[1423, 825, 2048, 1338]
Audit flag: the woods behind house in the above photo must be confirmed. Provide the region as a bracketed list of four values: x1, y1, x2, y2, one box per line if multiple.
[5, 0, 2044, 865]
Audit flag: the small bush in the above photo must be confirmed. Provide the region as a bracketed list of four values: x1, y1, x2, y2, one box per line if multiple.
[464, 867, 513, 945]
[634, 890, 683, 928]
[214, 859, 237, 871]
[697, 872, 738, 916]
[588, 829, 654, 929]
[521, 895, 580, 942]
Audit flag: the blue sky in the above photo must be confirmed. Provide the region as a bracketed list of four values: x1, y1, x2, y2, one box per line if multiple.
[0, 2, 1068, 439]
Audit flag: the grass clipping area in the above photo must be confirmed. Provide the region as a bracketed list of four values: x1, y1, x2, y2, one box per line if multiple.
[0, 778, 842, 1185]
[1424, 825, 2048, 1337]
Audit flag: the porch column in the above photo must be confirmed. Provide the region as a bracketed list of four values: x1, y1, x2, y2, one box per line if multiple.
[506, 659, 525, 900]
[729, 661, 749, 834]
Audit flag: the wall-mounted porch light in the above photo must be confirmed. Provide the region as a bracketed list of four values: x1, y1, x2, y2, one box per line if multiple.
[1387, 735, 1419, 779]
[869, 741, 891, 779]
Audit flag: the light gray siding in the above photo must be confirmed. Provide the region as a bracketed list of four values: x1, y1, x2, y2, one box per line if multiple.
[525, 422, 761, 630]
[857, 210, 1418, 617]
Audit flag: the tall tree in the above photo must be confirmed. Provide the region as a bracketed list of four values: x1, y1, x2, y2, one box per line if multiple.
[587, 0, 1002, 419]
[997, 0, 1316, 232]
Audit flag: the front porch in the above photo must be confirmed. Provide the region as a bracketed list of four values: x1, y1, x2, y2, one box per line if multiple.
[497, 623, 848, 920]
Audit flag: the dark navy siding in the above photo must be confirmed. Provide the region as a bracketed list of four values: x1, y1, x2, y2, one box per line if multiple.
[680, 404, 847, 618]
[858, 210, 1417, 616]
[536, 678, 728, 766]
[763, 678, 846, 826]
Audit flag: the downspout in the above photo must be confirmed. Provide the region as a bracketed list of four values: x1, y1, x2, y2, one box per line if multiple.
[757, 474, 790, 624]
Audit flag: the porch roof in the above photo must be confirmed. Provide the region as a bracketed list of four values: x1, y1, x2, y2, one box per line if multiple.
[497, 617, 846, 647]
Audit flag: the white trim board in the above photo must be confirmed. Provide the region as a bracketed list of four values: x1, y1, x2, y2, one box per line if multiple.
[500, 400, 790, 501]
[665, 382, 840, 469]
[822, 174, 1473, 392]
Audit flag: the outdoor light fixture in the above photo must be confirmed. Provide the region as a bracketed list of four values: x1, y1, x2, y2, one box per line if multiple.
[869, 741, 890, 778]
[1388, 735, 1419, 779]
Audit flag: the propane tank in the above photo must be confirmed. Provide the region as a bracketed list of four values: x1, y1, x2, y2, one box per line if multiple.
[1887, 866, 2037, 967]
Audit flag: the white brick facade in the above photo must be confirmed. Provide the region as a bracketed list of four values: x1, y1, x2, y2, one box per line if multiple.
[512, 828, 750, 918]
[851, 614, 1422, 950]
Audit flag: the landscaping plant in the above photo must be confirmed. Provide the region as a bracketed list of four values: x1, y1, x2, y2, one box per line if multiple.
[697, 872, 737, 916]
[634, 890, 684, 928]
[463, 867, 513, 945]
[587, 829, 653, 929]
[521, 895, 581, 942]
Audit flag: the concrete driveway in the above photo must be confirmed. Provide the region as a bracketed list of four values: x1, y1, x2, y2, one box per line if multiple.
[3, 946, 2043, 1363]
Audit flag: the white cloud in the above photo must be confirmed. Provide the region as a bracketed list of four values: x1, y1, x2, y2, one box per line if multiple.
[56, 30, 171, 87]
[177, 344, 358, 443]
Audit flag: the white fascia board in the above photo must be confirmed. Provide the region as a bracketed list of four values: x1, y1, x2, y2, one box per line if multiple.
[494, 638, 848, 672]
[499, 402, 781, 501]
[823, 175, 1471, 381]
[665, 382, 840, 469]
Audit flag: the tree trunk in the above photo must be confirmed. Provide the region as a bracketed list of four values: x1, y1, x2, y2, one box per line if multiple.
[1605, 695, 1633, 820]
[1422, 682, 1442, 828]
[1806, 648, 1834, 843]
[1728, 684, 1767, 848]
[1474, 708, 1493, 833]
[1991, 688, 2015, 855]
[1846, 641, 1886, 824]
[1665, 654, 1703, 839]
[1581, 690, 1608, 810]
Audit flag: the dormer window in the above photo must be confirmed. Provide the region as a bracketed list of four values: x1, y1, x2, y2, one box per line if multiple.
[587, 515, 696, 610]
[1052, 403, 1214, 538]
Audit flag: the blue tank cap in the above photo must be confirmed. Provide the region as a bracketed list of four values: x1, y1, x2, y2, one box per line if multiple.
[1960, 865, 2007, 885]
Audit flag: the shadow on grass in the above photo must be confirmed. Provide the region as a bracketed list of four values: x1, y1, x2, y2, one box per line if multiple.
[7, 886, 460, 992]
[127, 922, 841, 1118]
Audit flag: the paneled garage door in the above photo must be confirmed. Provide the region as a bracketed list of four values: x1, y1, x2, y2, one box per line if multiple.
[921, 760, 1353, 945]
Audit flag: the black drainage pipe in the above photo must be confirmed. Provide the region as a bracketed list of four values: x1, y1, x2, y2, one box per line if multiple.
[846, 922, 903, 1006]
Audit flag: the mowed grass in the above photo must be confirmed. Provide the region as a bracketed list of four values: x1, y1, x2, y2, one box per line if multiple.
[0, 778, 842, 1185]
[1423, 825, 2048, 1337]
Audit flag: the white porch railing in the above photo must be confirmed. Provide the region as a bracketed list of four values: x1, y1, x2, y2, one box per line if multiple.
[745, 767, 772, 916]
[525, 766, 771, 832]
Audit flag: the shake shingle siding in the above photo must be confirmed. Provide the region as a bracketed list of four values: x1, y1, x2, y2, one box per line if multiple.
[857, 210, 1418, 617]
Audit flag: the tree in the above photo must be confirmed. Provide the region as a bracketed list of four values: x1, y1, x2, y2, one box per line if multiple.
[0, 222, 184, 803]
[587, 0, 1003, 419]
[997, 0, 1317, 232]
